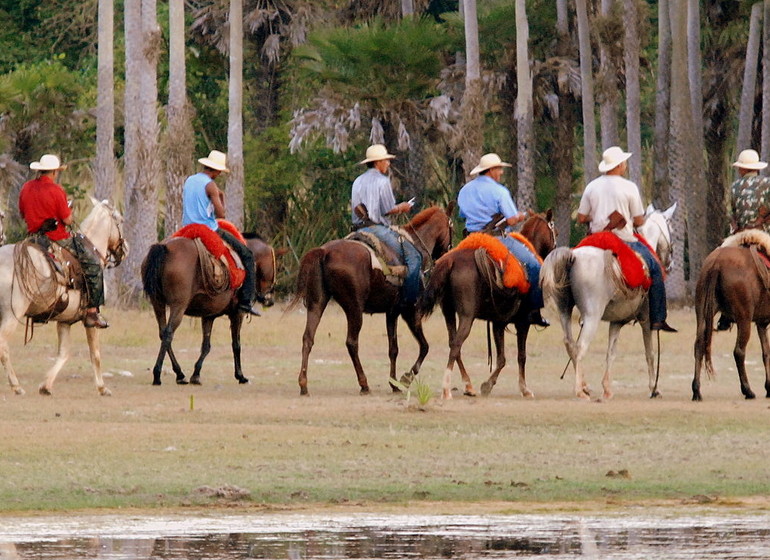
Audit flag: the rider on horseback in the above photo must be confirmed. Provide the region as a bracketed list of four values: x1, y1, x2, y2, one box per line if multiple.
[351, 144, 413, 230]
[457, 153, 549, 328]
[19, 154, 109, 329]
[576, 146, 676, 333]
[182, 150, 260, 316]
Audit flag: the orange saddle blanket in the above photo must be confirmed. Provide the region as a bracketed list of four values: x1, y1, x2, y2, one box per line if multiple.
[456, 232, 531, 292]
[173, 220, 247, 290]
[576, 232, 658, 290]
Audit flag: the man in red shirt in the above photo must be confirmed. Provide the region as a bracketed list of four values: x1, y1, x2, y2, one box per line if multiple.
[19, 154, 108, 329]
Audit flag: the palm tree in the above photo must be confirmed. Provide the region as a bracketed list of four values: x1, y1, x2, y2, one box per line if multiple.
[762, 0, 770, 164]
[514, 0, 535, 212]
[653, 0, 672, 207]
[95, 0, 116, 202]
[165, 0, 194, 236]
[623, 0, 642, 188]
[576, 0, 598, 181]
[598, 0, 619, 149]
[737, 3, 762, 155]
[401, 0, 414, 17]
[225, 0, 245, 229]
[687, 0, 706, 177]
[460, 0, 483, 180]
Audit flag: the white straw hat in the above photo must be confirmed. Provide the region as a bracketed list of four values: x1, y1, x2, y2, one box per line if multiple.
[198, 150, 230, 172]
[470, 153, 512, 176]
[359, 144, 396, 165]
[30, 154, 67, 171]
[598, 146, 632, 173]
[732, 149, 768, 170]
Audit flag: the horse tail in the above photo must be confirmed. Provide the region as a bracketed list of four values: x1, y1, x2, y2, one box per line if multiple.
[694, 256, 720, 380]
[419, 253, 453, 319]
[141, 243, 169, 301]
[286, 247, 326, 313]
[541, 246, 574, 307]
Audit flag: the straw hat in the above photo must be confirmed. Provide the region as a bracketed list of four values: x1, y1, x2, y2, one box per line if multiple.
[470, 153, 512, 176]
[732, 149, 768, 170]
[198, 150, 230, 172]
[359, 144, 396, 165]
[30, 154, 67, 171]
[598, 146, 632, 173]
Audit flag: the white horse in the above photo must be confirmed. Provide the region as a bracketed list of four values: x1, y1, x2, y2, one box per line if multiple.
[541, 203, 676, 400]
[0, 197, 126, 396]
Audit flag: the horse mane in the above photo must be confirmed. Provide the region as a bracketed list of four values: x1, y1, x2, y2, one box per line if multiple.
[722, 230, 770, 255]
[407, 206, 442, 229]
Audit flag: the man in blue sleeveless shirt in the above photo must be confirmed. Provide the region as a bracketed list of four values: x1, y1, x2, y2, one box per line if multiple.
[458, 153, 549, 328]
[182, 150, 260, 316]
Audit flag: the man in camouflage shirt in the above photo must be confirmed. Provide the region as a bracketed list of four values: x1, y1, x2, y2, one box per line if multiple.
[730, 149, 770, 234]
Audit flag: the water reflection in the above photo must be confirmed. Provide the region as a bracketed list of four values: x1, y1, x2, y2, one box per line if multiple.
[0, 513, 768, 559]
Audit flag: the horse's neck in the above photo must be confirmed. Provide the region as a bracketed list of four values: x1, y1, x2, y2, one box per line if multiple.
[79, 208, 110, 255]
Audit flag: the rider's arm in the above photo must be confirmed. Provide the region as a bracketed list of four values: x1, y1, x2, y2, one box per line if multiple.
[205, 181, 226, 219]
[576, 212, 591, 224]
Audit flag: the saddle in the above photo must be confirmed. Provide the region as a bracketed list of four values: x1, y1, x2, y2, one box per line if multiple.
[721, 229, 770, 291]
[576, 231, 655, 290]
[455, 232, 531, 293]
[172, 220, 247, 293]
[345, 225, 423, 303]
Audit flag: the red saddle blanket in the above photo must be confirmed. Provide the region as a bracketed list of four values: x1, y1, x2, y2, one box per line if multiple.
[456, 232, 529, 292]
[576, 232, 659, 290]
[173, 220, 246, 290]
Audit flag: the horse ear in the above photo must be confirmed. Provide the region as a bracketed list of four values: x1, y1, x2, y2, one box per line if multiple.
[446, 201, 456, 216]
[89, 195, 99, 207]
[663, 202, 677, 220]
[275, 248, 290, 257]
[645, 203, 655, 216]
[545, 208, 553, 221]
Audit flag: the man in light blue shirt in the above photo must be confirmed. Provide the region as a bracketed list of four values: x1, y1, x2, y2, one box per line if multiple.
[458, 153, 548, 328]
[182, 150, 260, 316]
[351, 144, 413, 229]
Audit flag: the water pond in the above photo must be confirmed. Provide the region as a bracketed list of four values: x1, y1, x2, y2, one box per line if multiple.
[0, 511, 767, 559]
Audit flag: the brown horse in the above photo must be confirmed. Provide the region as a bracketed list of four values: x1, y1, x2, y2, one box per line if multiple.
[288, 205, 454, 395]
[693, 230, 770, 401]
[142, 233, 285, 386]
[419, 210, 556, 399]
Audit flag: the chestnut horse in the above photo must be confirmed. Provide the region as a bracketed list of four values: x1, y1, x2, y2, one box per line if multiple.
[142, 233, 285, 386]
[418, 210, 556, 399]
[288, 205, 454, 395]
[692, 230, 770, 401]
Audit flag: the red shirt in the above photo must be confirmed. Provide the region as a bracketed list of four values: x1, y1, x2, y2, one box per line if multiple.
[18, 175, 72, 241]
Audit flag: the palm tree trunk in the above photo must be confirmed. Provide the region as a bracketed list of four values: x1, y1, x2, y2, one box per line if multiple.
[599, 0, 619, 150]
[165, 0, 194, 237]
[554, 0, 575, 246]
[737, 3, 762, 155]
[623, 0, 642, 188]
[401, 0, 414, 17]
[514, 0, 535, 212]
[459, 0, 483, 180]
[95, 0, 116, 202]
[653, 0, 672, 207]
[576, 0, 598, 182]
[225, 0, 245, 229]
[762, 0, 770, 164]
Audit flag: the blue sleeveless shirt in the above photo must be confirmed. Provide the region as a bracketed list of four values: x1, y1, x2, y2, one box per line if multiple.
[182, 172, 218, 231]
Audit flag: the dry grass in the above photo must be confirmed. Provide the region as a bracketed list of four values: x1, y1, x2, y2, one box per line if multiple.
[1, 304, 770, 515]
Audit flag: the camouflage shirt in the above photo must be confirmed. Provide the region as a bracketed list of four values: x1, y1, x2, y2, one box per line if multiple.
[730, 172, 770, 233]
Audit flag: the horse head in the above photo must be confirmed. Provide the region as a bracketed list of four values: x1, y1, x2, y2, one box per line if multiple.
[640, 202, 676, 272]
[520, 208, 556, 260]
[405, 202, 455, 261]
[82, 197, 128, 268]
[248, 234, 287, 308]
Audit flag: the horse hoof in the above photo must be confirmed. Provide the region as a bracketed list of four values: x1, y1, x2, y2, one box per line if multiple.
[399, 373, 414, 387]
[152, 380, 162, 386]
[38, 385, 51, 396]
[745, 392, 756, 400]
[176, 378, 189, 385]
[299, 387, 309, 396]
[522, 390, 535, 399]
[189, 376, 201, 385]
[480, 382, 493, 396]
[237, 377, 249, 385]
[360, 387, 370, 395]
[390, 383, 402, 393]
[99, 387, 112, 397]
[463, 390, 477, 397]
[650, 391, 661, 399]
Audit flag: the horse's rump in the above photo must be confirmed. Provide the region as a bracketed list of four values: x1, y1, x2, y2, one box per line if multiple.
[141, 243, 169, 301]
[286, 246, 327, 312]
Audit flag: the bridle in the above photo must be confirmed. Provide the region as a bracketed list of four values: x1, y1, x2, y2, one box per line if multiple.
[647, 213, 673, 272]
[90, 202, 127, 269]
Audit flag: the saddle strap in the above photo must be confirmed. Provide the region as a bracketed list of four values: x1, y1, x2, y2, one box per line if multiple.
[193, 238, 229, 294]
[749, 245, 770, 292]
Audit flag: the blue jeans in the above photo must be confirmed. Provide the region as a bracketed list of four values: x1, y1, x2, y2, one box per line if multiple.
[626, 240, 666, 325]
[501, 237, 544, 310]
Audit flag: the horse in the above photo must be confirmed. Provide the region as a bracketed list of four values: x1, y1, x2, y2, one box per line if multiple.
[0, 197, 127, 396]
[0, 206, 5, 245]
[141, 231, 285, 386]
[287, 205, 454, 396]
[692, 230, 770, 401]
[540, 203, 676, 400]
[419, 210, 557, 400]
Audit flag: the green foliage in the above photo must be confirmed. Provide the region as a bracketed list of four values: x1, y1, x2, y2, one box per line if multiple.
[291, 17, 459, 106]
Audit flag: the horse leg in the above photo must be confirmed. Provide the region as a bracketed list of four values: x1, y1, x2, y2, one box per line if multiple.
[756, 323, 770, 398]
[38, 322, 72, 396]
[640, 322, 660, 398]
[601, 322, 624, 401]
[229, 313, 248, 384]
[342, 303, 369, 395]
[0, 317, 24, 395]
[298, 296, 329, 396]
[85, 325, 110, 396]
[151, 302, 185, 383]
[152, 306, 186, 385]
[385, 310, 401, 392]
[443, 314, 476, 399]
[480, 321, 511, 397]
[572, 313, 601, 400]
[398, 306, 429, 388]
[189, 317, 214, 385]
[732, 319, 756, 399]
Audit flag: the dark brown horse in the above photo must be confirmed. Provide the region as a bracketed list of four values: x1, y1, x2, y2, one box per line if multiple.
[287, 205, 454, 395]
[419, 210, 556, 399]
[693, 230, 770, 401]
[142, 233, 285, 386]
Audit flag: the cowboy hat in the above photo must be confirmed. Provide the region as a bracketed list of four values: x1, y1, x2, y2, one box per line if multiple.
[470, 153, 512, 176]
[198, 150, 230, 172]
[598, 146, 632, 173]
[30, 154, 67, 171]
[732, 149, 768, 170]
[359, 144, 396, 165]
